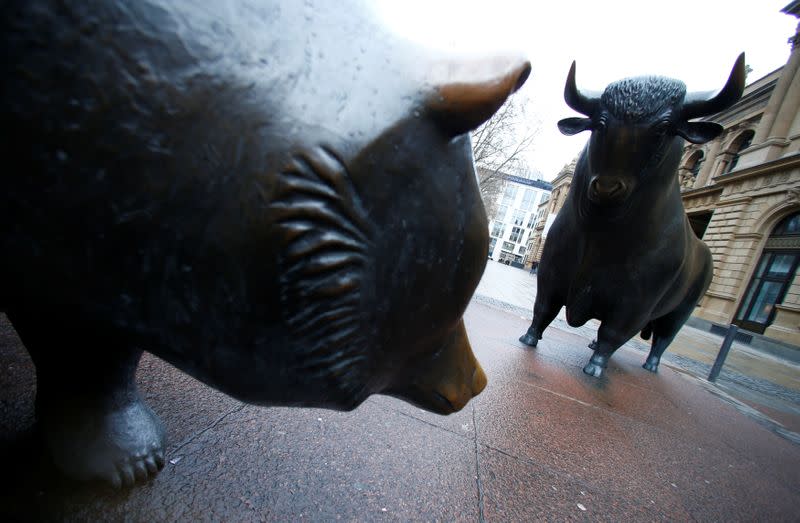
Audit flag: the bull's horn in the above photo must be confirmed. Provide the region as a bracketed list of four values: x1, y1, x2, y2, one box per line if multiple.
[428, 57, 531, 136]
[564, 61, 600, 116]
[683, 53, 745, 120]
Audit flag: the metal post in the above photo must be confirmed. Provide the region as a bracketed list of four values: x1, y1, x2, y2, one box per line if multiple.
[708, 324, 738, 382]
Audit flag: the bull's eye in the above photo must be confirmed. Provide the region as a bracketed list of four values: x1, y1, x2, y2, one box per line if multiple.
[653, 121, 671, 136]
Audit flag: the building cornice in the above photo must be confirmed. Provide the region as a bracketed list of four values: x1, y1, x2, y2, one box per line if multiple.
[550, 171, 573, 187]
[712, 153, 800, 185]
[706, 290, 736, 302]
[717, 196, 753, 207]
[681, 184, 724, 200]
[733, 232, 764, 240]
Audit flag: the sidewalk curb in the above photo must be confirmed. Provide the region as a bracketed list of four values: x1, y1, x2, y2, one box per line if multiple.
[671, 369, 800, 446]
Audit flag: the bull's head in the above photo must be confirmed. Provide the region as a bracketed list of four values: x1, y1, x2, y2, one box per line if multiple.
[557, 54, 745, 206]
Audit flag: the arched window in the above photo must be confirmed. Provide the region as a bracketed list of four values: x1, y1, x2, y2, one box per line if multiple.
[734, 212, 800, 333]
[724, 130, 754, 174]
[685, 150, 704, 178]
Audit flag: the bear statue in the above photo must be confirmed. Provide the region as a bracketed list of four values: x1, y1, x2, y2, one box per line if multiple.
[1, 0, 531, 487]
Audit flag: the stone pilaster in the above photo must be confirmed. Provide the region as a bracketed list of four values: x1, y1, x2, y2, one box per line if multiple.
[739, 20, 800, 167]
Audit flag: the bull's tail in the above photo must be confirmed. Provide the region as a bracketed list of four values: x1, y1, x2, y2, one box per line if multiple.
[641, 322, 653, 341]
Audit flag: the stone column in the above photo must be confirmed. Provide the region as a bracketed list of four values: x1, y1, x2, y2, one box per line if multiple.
[696, 140, 721, 187]
[739, 20, 800, 167]
[766, 65, 800, 148]
[753, 21, 800, 144]
[714, 151, 736, 177]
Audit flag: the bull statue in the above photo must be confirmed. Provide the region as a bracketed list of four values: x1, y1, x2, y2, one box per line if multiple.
[519, 54, 745, 378]
[1, 0, 531, 487]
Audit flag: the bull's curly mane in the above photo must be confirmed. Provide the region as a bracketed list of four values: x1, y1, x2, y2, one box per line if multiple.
[601, 76, 686, 122]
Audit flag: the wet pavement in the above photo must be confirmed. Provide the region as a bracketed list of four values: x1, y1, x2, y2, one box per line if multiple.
[476, 261, 800, 437]
[1, 262, 799, 521]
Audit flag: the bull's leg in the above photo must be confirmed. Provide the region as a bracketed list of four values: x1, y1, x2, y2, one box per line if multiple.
[7, 308, 165, 488]
[643, 300, 696, 373]
[583, 323, 631, 378]
[519, 294, 562, 347]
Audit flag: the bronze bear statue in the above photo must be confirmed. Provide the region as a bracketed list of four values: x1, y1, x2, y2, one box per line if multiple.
[1, 0, 530, 487]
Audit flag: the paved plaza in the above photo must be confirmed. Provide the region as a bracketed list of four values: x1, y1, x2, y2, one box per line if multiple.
[476, 261, 800, 437]
[1, 262, 798, 521]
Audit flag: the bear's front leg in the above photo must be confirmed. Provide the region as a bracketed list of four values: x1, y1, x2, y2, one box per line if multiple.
[8, 309, 166, 488]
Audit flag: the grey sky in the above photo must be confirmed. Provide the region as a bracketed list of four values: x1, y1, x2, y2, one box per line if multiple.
[374, 0, 797, 179]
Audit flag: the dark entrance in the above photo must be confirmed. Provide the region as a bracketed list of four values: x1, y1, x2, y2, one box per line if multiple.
[734, 212, 800, 334]
[687, 211, 713, 239]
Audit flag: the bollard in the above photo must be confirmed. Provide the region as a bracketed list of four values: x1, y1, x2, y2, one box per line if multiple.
[708, 324, 739, 382]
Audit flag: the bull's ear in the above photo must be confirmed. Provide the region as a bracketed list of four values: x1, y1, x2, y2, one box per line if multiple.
[427, 59, 531, 136]
[557, 117, 592, 136]
[676, 121, 723, 144]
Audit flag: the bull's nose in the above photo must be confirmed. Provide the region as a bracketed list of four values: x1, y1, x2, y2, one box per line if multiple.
[589, 176, 627, 202]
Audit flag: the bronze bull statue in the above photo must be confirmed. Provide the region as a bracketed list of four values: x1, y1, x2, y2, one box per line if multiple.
[1, 0, 531, 487]
[519, 55, 745, 378]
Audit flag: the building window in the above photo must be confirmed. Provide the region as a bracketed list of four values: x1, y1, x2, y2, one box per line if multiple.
[527, 213, 536, 228]
[688, 152, 704, 177]
[502, 241, 515, 251]
[491, 222, 505, 238]
[518, 245, 526, 255]
[725, 130, 755, 174]
[504, 185, 518, 203]
[734, 213, 800, 334]
[488, 237, 497, 257]
[520, 189, 536, 211]
[512, 210, 525, 226]
[509, 226, 523, 243]
[495, 204, 509, 222]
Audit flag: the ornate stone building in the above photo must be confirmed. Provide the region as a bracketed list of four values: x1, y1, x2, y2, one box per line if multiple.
[524, 159, 575, 269]
[678, 1, 800, 344]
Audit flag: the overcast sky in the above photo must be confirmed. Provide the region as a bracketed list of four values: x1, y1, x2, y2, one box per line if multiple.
[373, 0, 798, 180]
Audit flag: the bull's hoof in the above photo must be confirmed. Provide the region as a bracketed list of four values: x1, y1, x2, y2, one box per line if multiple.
[582, 361, 604, 378]
[519, 333, 538, 347]
[642, 356, 660, 373]
[42, 398, 166, 488]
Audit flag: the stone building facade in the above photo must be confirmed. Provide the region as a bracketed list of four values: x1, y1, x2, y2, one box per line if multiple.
[524, 159, 575, 269]
[677, 1, 800, 344]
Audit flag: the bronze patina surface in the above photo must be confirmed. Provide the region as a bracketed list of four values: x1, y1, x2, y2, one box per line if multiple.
[520, 55, 745, 378]
[1, 0, 529, 487]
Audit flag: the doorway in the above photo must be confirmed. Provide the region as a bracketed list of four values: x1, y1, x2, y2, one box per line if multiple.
[688, 211, 713, 239]
[734, 213, 800, 334]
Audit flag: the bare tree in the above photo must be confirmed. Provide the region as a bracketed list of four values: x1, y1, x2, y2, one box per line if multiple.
[471, 93, 538, 217]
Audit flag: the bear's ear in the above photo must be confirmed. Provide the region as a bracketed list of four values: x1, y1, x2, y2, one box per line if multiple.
[676, 121, 723, 144]
[557, 117, 593, 136]
[427, 58, 531, 137]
